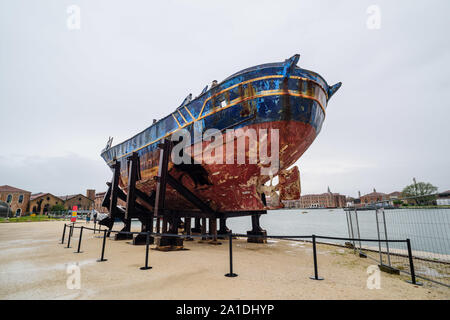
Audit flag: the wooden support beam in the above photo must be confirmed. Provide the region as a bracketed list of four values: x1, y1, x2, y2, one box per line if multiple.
[125, 152, 140, 222]
[109, 160, 121, 219]
[101, 182, 112, 209]
[166, 173, 215, 216]
[209, 218, 221, 245]
[154, 140, 171, 218]
[185, 217, 193, 241]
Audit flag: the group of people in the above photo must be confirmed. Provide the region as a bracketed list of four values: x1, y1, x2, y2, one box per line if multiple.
[85, 211, 98, 224]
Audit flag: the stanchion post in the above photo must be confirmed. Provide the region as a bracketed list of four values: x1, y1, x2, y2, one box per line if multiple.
[225, 231, 238, 277]
[309, 235, 324, 280]
[75, 226, 84, 253]
[66, 225, 73, 248]
[406, 238, 422, 286]
[140, 232, 152, 270]
[97, 229, 108, 262]
[61, 224, 66, 244]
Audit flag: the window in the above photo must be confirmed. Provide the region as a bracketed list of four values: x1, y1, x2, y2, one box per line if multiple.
[6, 194, 12, 203]
[18, 194, 24, 203]
[16, 208, 21, 216]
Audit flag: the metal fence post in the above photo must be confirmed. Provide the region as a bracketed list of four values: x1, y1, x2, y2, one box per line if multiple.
[97, 229, 108, 262]
[381, 209, 391, 266]
[348, 211, 356, 252]
[345, 211, 352, 239]
[225, 231, 237, 277]
[406, 238, 422, 286]
[355, 210, 367, 258]
[140, 232, 152, 270]
[66, 225, 73, 248]
[310, 234, 324, 280]
[61, 224, 66, 244]
[75, 226, 84, 253]
[375, 208, 383, 265]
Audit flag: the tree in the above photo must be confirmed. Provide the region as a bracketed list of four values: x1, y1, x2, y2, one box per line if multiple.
[402, 181, 437, 205]
[50, 204, 66, 213]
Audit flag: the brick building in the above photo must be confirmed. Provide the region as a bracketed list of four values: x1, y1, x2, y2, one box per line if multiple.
[94, 191, 126, 213]
[59, 192, 94, 211]
[29, 193, 64, 215]
[94, 192, 108, 213]
[283, 187, 346, 209]
[0, 185, 31, 216]
[360, 188, 387, 205]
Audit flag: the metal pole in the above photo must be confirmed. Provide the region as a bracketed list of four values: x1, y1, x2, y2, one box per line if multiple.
[375, 208, 383, 265]
[355, 210, 362, 251]
[382, 209, 391, 266]
[66, 225, 73, 248]
[406, 239, 422, 286]
[225, 231, 237, 277]
[140, 232, 152, 270]
[97, 229, 108, 262]
[61, 224, 66, 244]
[94, 220, 96, 233]
[345, 211, 352, 239]
[75, 226, 84, 253]
[310, 234, 324, 280]
[348, 211, 356, 253]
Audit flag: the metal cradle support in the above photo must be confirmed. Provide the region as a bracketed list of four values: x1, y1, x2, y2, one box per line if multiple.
[247, 213, 267, 243]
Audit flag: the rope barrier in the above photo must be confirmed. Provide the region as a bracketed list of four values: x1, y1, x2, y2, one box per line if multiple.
[60, 223, 419, 284]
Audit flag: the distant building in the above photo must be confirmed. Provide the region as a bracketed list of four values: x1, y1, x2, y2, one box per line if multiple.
[387, 191, 402, 206]
[94, 191, 126, 213]
[437, 190, 450, 206]
[283, 187, 346, 209]
[360, 188, 387, 205]
[0, 186, 97, 215]
[0, 185, 31, 216]
[59, 191, 94, 211]
[94, 192, 109, 213]
[388, 191, 402, 198]
[345, 196, 355, 207]
[29, 193, 64, 215]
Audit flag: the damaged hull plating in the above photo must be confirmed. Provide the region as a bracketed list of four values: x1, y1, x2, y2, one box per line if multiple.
[101, 54, 341, 213]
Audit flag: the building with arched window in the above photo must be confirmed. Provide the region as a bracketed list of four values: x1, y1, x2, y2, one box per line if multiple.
[29, 193, 64, 215]
[0, 185, 31, 216]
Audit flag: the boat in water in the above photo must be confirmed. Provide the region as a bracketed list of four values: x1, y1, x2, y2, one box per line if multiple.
[100, 54, 340, 241]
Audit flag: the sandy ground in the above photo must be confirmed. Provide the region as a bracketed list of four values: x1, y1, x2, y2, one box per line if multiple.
[0, 221, 448, 300]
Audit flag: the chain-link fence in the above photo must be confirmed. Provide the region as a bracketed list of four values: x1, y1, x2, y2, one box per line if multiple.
[346, 195, 450, 287]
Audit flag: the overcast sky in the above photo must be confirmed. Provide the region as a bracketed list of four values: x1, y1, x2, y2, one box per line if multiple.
[1, 0, 449, 197]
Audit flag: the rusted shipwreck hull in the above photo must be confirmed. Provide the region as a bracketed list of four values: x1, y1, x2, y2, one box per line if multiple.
[99, 54, 341, 245]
